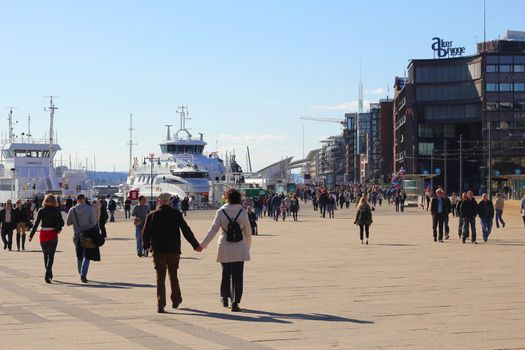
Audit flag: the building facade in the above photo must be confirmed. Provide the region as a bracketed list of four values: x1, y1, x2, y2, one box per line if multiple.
[394, 35, 525, 194]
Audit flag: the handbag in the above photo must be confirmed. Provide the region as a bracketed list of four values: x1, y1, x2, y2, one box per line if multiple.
[74, 208, 104, 249]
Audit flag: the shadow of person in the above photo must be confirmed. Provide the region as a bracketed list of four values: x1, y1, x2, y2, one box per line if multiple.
[52, 280, 154, 289]
[177, 308, 374, 324]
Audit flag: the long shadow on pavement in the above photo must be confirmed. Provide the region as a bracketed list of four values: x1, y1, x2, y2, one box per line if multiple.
[176, 308, 374, 324]
[52, 280, 154, 289]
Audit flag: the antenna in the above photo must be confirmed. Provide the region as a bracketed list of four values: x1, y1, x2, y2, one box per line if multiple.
[27, 114, 32, 138]
[127, 113, 138, 171]
[483, 0, 486, 49]
[176, 106, 192, 139]
[5, 107, 17, 143]
[44, 96, 58, 146]
[358, 60, 363, 114]
[164, 124, 173, 141]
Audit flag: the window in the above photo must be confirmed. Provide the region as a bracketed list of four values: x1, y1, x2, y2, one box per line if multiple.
[486, 64, 498, 73]
[499, 65, 512, 73]
[419, 142, 434, 156]
[514, 83, 525, 92]
[514, 101, 525, 111]
[500, 83, 512, 92]
[486, 83, 498, 92]
[499, 102, 512, 111]
[486, 102, 499, 111]
[514, 64, 525, 73]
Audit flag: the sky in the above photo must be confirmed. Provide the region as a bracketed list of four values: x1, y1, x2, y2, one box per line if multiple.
[1, 0, 524, 172]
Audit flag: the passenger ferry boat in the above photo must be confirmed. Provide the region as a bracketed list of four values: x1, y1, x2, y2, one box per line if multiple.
[0, 98, 92, 203]
[125, 106, 243, 203]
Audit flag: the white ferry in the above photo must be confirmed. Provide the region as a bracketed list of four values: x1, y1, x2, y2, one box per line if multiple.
[125, 106, 243, 203]
[0, 98, 92, 203]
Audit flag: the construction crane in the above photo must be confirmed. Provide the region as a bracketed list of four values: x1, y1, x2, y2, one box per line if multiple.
[299, 116, 346, 126]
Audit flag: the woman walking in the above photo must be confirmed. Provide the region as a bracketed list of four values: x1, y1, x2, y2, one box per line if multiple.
[200, 189, 252, 312]
[99, 199, 108, 239]
[28, 194, 64, 283]
[354, 196, 374, 245]
[290, 195, 300, 221]
[14, 199, 31, 251]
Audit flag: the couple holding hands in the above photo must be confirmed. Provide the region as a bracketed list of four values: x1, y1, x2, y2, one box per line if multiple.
[142, 189, 251, 313]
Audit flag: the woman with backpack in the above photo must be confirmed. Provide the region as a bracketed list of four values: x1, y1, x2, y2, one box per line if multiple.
[354, 196, 374, 245]
[200, 189, 252, 312]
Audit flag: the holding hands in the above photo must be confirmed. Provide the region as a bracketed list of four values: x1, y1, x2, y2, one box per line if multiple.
[194, 244, 204, 252]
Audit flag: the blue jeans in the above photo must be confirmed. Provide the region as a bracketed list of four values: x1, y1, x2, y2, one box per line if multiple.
[77, 255, 90, 277]
[462, 217, 477, 242]
[74, 238, 90, 277]
[495, 209, 505, 228]
[481, 217, 493, 242]
[135, 226, 143, 254]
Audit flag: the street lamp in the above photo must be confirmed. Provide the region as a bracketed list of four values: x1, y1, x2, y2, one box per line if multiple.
[143, 155, 161, 208]
[10, 168, 16, 200]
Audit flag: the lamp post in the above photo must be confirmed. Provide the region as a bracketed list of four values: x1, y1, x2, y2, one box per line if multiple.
[143, 155, 161, 208]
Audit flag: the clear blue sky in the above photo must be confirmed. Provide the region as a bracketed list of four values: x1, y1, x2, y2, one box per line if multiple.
[1, 0, 524, 171]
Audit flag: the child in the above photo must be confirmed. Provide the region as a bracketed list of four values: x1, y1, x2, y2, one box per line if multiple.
[247, 207, 258, 235]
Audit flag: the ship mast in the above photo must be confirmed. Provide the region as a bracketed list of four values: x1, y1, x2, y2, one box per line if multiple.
[5, 107, 17, 143]
[44, 96, 58, 147]
[175, 106, 192, 139]
[127, 113, 137, 172]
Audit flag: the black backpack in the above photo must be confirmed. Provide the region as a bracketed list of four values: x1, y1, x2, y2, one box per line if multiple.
[222, 209, 244, 242]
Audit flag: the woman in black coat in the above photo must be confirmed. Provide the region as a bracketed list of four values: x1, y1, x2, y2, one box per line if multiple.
[354, 196, 374, 245]
[99, 200, 108, 238]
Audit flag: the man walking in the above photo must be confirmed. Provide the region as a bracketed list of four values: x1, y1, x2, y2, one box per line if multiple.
[430, 189, 450, 242]
[460, 191, 478, 244]
[142, 193, 202, 313]
[478, 193, 495, 242]
[108, 196, 117, 222]
[494, 192, 505, 228]
[0, 200, 16, 251]
[131, 195, 150, 257]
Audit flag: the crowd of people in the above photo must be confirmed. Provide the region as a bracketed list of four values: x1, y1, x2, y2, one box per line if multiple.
[2, 182, 525, 315]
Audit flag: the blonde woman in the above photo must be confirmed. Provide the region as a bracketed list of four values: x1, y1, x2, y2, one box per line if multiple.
[29, 194, 65, 283]
[354, 195, 374, 244]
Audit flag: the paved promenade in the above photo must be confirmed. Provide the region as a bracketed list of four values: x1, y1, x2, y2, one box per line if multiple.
[1, 202, 524, 349]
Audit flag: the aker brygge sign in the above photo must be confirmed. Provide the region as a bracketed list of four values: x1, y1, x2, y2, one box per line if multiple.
[432, 37, 465, 58]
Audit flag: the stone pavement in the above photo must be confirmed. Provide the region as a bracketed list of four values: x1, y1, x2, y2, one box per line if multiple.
[1, 202, 524, 349]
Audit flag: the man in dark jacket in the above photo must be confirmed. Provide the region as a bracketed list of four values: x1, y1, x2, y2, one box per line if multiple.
[142, 193, 202, 313]
[478, 193, 495, 242]
[271, 195, 282, 221]
[430, 189, 451, 242]
[108, 197, 117, 222]
[460, 191, 478, 244]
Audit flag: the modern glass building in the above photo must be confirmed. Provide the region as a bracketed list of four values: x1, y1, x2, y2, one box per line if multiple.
[394, 34, 525, 195]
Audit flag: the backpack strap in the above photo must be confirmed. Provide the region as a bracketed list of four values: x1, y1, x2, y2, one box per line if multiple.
[221, 209, 232, 222]
[233, 209, 243, 221]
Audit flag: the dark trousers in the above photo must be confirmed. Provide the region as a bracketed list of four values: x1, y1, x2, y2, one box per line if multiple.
[320, 204, 326, 218]
[463, 216, 477, 242]
[433, 214, 445, 240]
[124, 208, 131, 219]
[291, 210, 298, 221]
[41, 238, 58, 279]
[99, 221, 107, 238]
[1, 224, 14, 250]
[221, 261, 244, 304]
[495, 209, 505, 228]
[359, 224, 370, 240]
[109, 210, 115, 222]
[153, 253, 181, 308]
